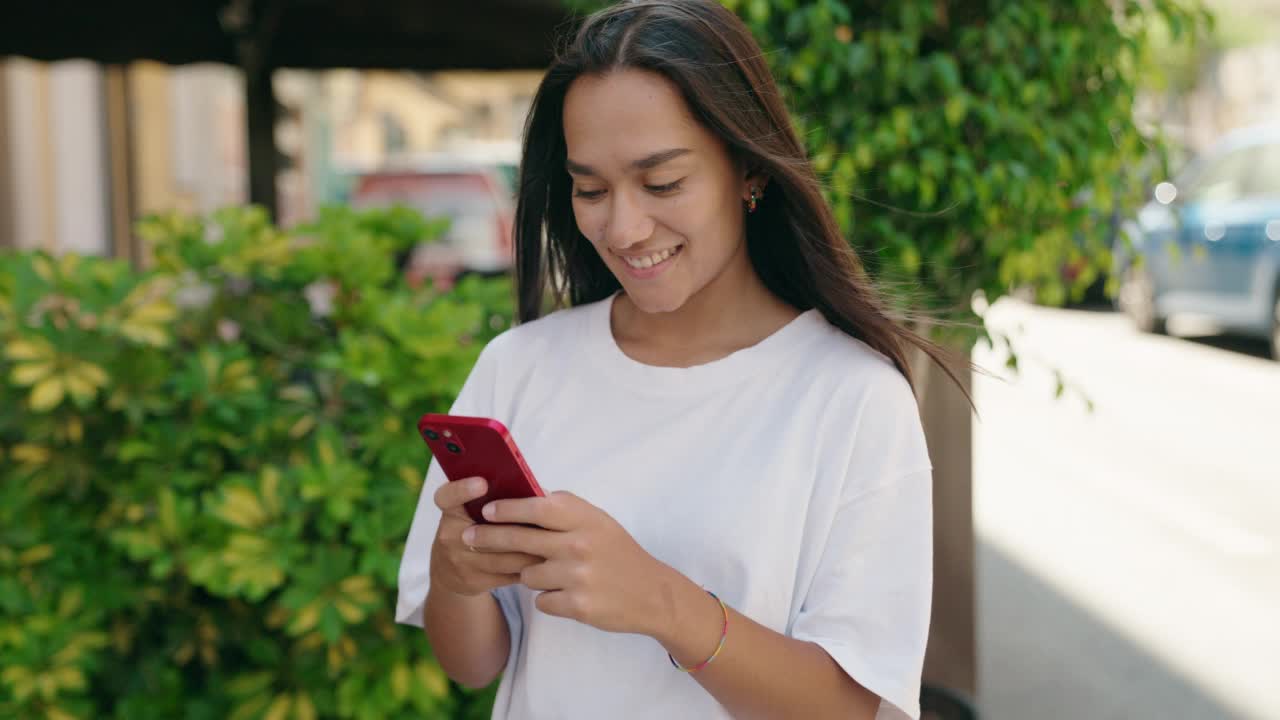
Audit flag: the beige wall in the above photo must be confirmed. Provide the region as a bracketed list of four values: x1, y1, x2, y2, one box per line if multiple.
[122, 62, 250, 254]
[49, 61, 109, 256]
[0, 62, 12, 248]
[1, 62, 545, 255]
[326, 69, 542, 168]
[170, 64, 246, 214]
[3, 59, 54, 251]
[128, 62, 178, 218]
[1, 59, 113, 255]
[0, 59, 244, 258]
[327, 70, 463, 165]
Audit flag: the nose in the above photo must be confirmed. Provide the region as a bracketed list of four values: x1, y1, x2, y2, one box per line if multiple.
[604, 188, 655, 250]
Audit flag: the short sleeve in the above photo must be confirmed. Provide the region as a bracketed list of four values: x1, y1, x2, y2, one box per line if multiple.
[395, 338, 503, 628]
[790, 467, 933, 720]
[791, 370, 933, 720]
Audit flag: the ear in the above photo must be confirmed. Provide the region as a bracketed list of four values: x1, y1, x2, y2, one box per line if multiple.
[735, 153, 770, 199]
[742, 169, 770, 200]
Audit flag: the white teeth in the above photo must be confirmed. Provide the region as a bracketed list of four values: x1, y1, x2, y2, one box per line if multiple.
[622, 246, 680, 269]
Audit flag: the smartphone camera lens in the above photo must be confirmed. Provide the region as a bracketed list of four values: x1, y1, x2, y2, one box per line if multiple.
[446, 442, 462, 454]
[422, 428, 440, 440]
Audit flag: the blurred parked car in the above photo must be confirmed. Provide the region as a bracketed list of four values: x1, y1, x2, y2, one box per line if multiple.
[1115, 124, 1280, 359]
[348, 153, 516, 288]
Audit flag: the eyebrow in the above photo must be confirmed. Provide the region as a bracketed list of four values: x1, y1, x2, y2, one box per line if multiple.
[565, 148, 693, 177]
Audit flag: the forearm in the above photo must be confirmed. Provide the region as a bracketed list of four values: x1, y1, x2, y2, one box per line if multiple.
[652, 569, 880, 720]
[423, 585, 510, 689]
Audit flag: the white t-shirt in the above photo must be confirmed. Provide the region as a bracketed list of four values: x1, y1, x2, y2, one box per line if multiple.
[396, 292, 934, 720]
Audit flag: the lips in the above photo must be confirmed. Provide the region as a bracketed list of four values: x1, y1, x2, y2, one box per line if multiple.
[614, 244, 684, 280]
[618, 244, 683, 269]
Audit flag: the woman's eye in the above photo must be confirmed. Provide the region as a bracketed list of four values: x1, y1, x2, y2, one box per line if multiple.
[573, 179, 683, 200]
[646, 179, 684, 194]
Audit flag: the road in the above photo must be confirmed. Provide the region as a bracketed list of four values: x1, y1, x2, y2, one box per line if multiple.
[972, 299, 1280, 720]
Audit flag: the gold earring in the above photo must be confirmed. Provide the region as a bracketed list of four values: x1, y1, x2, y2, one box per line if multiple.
[747, 186, 760, 213]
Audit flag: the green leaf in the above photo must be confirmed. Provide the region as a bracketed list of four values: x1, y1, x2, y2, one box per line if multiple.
[29, 377, 65, 411]
[319, 604, 343, 644]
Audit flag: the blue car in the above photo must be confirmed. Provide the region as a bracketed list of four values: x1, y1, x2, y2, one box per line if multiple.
[1117, 124, 1280, 360]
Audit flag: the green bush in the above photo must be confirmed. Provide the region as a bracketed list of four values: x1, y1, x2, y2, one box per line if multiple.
[0, 206, 513, 719]
[727, 0, 1208, 316]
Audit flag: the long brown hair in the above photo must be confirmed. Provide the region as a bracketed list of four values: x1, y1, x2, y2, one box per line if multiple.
[514, 0, 967, 396]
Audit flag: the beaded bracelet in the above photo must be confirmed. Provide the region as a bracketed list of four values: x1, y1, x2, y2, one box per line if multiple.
[668, 590, 729, 673]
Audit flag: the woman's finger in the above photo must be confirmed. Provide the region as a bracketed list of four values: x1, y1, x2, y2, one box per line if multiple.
[532, 589, 578, 620]
[519, 559, 573, 591]
[472, 551, 545, 576]
[434, 476, 487, 517]
[481, 490, 586, 532]
[464, 523, 562, 558]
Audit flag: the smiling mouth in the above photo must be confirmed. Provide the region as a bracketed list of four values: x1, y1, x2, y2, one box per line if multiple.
[618, 245, 683, 269]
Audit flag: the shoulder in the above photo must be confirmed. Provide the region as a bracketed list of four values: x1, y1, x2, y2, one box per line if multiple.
[799, 313, 932, 485]
[473, 298, 600, 379]
[802, 312, 919, 416]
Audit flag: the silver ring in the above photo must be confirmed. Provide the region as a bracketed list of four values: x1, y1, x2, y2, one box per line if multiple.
[467, 544, 478, 553]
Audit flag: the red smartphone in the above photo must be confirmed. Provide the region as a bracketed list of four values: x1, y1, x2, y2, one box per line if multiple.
[416, 413, 546, 524]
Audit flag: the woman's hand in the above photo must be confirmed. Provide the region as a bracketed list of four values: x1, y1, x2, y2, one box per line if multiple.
[462, 490, 680, 637]
[430, 476, 545, 597]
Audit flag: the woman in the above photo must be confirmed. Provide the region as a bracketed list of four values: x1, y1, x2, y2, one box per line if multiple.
[397, 1, 962, 718]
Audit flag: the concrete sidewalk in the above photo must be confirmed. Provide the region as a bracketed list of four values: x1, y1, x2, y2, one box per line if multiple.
[970, 300, 1279, 720]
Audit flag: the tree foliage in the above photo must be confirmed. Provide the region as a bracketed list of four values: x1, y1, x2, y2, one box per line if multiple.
[570, 0, 1212, 332]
